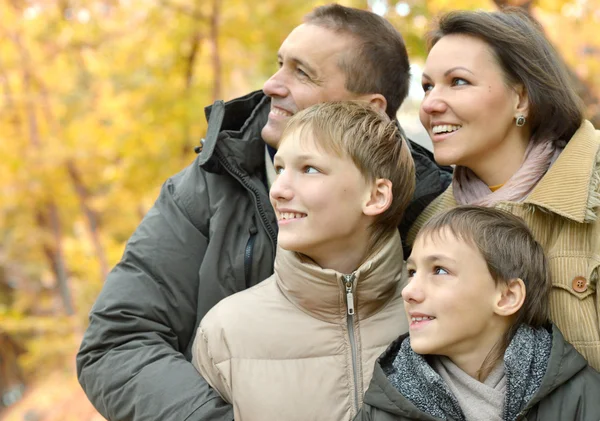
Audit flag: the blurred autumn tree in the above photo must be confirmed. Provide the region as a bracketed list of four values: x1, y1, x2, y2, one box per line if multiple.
[0, 0, 599, 390]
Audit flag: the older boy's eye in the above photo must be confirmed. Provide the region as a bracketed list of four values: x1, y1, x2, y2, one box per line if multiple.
[434, 266, 449, 275]
[274, 166, 285, 175]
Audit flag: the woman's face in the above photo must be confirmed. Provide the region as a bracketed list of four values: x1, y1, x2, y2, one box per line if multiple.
[419, 34, 528, 183]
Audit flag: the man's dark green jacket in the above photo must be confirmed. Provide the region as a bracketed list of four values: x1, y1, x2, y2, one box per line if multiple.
[76, 90, 452, 421]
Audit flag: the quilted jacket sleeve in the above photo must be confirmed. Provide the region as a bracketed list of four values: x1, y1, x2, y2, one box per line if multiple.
[192, 319, 233, 404]
[76, 159, 233, 421]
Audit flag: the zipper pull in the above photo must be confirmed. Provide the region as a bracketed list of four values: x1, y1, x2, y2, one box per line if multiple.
[343, 274, 355, 315]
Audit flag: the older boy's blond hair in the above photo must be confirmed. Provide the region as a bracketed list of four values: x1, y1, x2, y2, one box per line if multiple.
[280, 101, 416, 250]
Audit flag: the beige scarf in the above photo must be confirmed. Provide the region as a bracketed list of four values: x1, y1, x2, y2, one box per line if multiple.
[453, 139, 565, 207]
[433, 357, 506, 421]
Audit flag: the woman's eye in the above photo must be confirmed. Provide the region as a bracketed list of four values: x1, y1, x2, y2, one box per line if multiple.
[304, 166, 319, 174]
[433, 266, 449, 275]
[452, 77, 469, 87]
[422, 82, 433, 92]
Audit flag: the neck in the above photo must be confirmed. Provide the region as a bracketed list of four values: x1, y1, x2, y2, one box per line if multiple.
[468, 131, 530, 186]
[446, 322, 509, 381]
[310, 245, 370, 274]
[307, 231, 373, 274]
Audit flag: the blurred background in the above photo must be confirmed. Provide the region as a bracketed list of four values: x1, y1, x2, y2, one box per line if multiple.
[0, 0, 599, 419]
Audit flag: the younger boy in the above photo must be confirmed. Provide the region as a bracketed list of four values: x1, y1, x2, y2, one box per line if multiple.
[356, 206, 600, 421]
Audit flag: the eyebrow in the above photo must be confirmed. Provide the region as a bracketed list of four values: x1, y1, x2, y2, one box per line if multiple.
[422, 66, 475, 81]
[278, 53, 318, 77]
[406, 254, 457, 265]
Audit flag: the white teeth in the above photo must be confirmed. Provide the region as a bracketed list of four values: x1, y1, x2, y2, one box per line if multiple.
[432, 124, 461, 134]
[279, 212, 306, 220]
[272, 108, 292, 117]
[411, 316, 435, 322]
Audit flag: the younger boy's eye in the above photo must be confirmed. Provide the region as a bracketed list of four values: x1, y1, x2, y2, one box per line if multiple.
[304, 166, 319, 174]
[433, 266, 449, 275]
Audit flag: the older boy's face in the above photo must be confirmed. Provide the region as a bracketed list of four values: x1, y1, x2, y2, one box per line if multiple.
[403, 230, 506, 365]
[270, 128, 372, 266]
[261, 24, 364, 149]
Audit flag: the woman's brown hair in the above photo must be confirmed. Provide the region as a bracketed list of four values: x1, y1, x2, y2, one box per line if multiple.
[427, 8, 584, 143]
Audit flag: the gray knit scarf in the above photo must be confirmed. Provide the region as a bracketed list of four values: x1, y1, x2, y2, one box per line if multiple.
[386, 325, 552, 421]
[453, 139, 565, 207]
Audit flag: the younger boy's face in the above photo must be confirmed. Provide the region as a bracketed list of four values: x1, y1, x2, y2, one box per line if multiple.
[403, 229, 505, 362]
[270, 128, 372, 266]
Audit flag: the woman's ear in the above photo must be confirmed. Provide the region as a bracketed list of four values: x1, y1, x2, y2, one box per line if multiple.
[363, 178, 392, 217]
[514, 84, 530, 118]
[494, 278, 526, 317]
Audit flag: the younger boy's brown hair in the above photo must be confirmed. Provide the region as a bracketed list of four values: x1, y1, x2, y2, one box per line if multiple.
[281, 101, 416, 252]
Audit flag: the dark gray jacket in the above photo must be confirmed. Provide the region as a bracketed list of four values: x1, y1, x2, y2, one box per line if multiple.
[76, 90, 452, 421]
[356, 326, 600, 421]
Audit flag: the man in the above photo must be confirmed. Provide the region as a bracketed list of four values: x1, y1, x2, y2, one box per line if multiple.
[76, 4, 452, 421]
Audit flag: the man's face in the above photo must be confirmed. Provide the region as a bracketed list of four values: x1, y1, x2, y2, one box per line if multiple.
[261, 24, 363, 148]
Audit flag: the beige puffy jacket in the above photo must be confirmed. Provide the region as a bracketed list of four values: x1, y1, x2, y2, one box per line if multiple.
[192, 233, 408, 421]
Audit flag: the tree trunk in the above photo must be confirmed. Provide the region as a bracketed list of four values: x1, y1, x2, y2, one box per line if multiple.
[210, 0, 222, 101]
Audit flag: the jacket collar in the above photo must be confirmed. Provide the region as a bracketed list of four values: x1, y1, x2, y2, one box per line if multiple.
[365, 325, 589, 419]
[198, 90, 271, 175]
[274, 232, 404, 323]
[525, 120, 600, 223]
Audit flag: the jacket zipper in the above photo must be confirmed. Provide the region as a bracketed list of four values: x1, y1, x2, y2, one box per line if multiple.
[343, 273, 360, 414]
[244, 232, 257, 287]
[214, 147, 277, 259]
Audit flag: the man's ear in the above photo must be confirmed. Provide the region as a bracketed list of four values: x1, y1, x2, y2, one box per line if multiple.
[363, 178, 392, 217]
[357, 93, 387, 116]
[494, 278, 526, 317]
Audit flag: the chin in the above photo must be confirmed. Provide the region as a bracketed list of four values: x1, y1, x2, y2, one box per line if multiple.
[409, 338, 438, 356]
[261, 123, 282, 148]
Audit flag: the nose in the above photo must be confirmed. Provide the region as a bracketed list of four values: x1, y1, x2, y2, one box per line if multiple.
[263, 68, 289, 99]
[401, 273, 425, 303]
[420, 87, 447, 115]
[269, 169, 294, 203]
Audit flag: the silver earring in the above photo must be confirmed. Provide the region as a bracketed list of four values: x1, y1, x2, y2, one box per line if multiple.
[515, 115, 526, 127]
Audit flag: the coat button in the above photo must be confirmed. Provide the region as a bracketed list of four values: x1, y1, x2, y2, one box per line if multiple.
[572, 276, 588, 293]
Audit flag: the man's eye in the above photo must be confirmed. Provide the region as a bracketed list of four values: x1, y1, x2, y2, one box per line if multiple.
[296, 68, 309, 78]
[434, 266, 449, 275]
[407, 269, 416, 278]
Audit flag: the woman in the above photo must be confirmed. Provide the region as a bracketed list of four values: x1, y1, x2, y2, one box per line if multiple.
[356, 206, 600, 421]
[408, 8, 600, 370]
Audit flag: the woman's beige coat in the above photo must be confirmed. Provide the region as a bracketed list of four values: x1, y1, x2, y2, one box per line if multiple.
[192, 233, 408, 421]
[408, 120, 600, 370]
